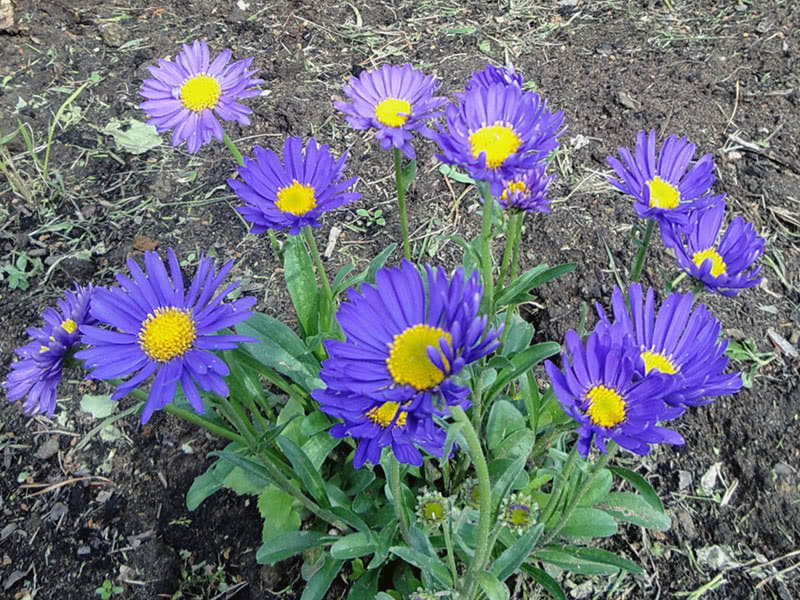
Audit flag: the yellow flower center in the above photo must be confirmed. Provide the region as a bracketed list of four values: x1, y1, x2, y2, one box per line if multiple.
[40, 346, 49, 353]
[585, 384, 626, 429]
[374, 97, 411, 127]
[275, 180, 317, 216]
[422, 501, 445, 522]
[60, 319, 78, 334]
[647, 176, 680, 209]
[500, 180, 527, 203]
[386, 324, 452, 390]
[641, 350, 678, 374]
[692, 247, 727, 277]
[366, 401, 408, 428]
[469, 122, 521, 169]
[138, 307, 196, 362]
[180, 74, 222, 112]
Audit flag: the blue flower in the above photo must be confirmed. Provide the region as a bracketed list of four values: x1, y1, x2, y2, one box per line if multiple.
[464, 64, 524, 91]
[4, 285, 96, 416]
[229, 137, 361, 235]
[596, 283, 742, 407]
[662, 201, 764, 296]
[312, 260, 502, 467]
[607, 129, 719, 228]
[545, 326, 684, 456]
[76, 249, 256, 423]
[496, 165, 554, 213]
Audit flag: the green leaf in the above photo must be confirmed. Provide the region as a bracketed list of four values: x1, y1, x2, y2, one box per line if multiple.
[347, 566, 379, 599]
[277, 435, 330, 507]
[102, 117, 162, 154]
[301, 555, 344, 600]
[495, 263, 577, 307]
[486, 400, 526, 451]
[236, 313, 321, 391]
[80, 394, 115, 419]
[487, 343, 561, 401]
[208, 449, 271, 489]
[186, 451, 237, 511]
[489, 455, 528, 515]
[559, 507, 618, 538]
[332, 263, 356, 292]
[520, 565, 566, 600]
[578, 468, 613, 506]
[608, 466, 664, 512]
[330, 531, 377, 560]
[493, 428, 536, 461]
[597, 492, 671, 531]
[533, 545, 643, 575]
[256, 530, 330, 564]
[223, 466, 267, 496]
[364, 242, 398, 284]
[302, 431, 340, 470]
[438, 163, 476, 185]
[489, 525, 543, 581]
[283, 235, 319, 337]
[397, 158, 417, 192]
[476, 571, 509, 600]
[367, 522, 397, 569]
[257, 485, 301, 542]
[500, 314, 534, 355]
[389, 546, 453, 588]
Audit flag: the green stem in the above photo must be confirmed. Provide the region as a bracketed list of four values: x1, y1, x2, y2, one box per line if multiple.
[496, 212, 520, 289]
[390, 458, 411, 544]
[394, 148, 411, 260]
[223, 132, 244, 166]
[451, 405, 492, 596]
[630, 219, 656, 283]
[443, 513, 459, 586]
[162, 404, 246, 445]
[302, 225, 336, 338]
[477, 181, 496, 316]
[541, 442, 618, 546]
[540, 445, 579, 527]
[498, 213, 524, 349]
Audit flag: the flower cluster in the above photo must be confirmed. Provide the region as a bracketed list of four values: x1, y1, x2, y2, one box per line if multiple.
[608, 129, 764, 296]
[546, 283, 742, 456]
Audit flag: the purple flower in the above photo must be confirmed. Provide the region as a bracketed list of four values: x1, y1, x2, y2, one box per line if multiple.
[607, 129, 719, 228]
[662, 201, 764, 296]
[139, 40, 262, 153]
[312, 260, 502, 467]
[434, 83, 564, 195]
[4, 284, 96, 416]
[496, 165, 554, 213]
[228, 137, 361, 235]
[76, 249, 256, 424]
[596, 283, 742, 407]
[545, 326, 684, 456]
[334, 64, 447, 159]
[464, 64, 524, 91]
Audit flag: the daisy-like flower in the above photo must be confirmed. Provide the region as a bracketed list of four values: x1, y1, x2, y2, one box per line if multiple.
[333, 64, 448, 159]
[415, 489, 449, 527]
[463, 63, 524, 91]
[139, 39, 262, 153]
[499, 492, 538, 535]
[496, 164, 554, 213]
[4, 285, 96, 416]
[544, 326, 684, 457]
[434, 83, 564, 194]
[228, 136, 361, 235]
[312, 259, 502, 468]
[596, 283, 742, 407]
[607, 129, 719, 228]
[75, 249, 256, 424]
[662, 201, 764, 297]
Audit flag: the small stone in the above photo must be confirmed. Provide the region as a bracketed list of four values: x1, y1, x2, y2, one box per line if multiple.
[35, 437, 60, 460]
[616, 91, 638, 110]
[99, 22, 126, 48]
[77, 545, 91, 556]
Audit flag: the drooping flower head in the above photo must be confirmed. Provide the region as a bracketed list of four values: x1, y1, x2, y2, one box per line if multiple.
[596, 283, 742, 407]
[463, 64, 524, 91]
[312, 260, 502, 468]
[76, 249, 256, 424]
[228, 137, 361, 235]
[496, 164, 554, 213]
[139, 39, 262, 153]
[544, 326, 684, 457]
[607, 129, 719, 227]
[434, 83, 564, 194]
[333, 64, 448, 159]
[4, 284, 97, 416]
[662, 201, 764, 297]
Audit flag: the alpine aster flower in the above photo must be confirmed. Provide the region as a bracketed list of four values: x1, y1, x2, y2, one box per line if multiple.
[544, 326, 684, 456]
[139, 39, 262, 153]
[607, 129, 719, 227]
[333, 64, 447, 159]
[463, 64, 524, 91]
[434, 83, 564, 194]
[499, 492, 538, 535]
[4, 285, 96, 416]
[76, 249, 256, 424]
[496, 164, 554, 213]
[312, 260, 502, 468]
[228, 136, 361, 235]
[596, 283, 742, 407]
[663, 201, 764, 296]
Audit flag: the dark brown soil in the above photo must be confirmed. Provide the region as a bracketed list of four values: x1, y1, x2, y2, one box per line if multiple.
[1, 0, 798, 599]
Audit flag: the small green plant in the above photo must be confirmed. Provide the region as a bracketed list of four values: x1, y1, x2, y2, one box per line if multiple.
[2, 252, 43, 290]
[171, 549, 238, 599]
[95, 579, 123, 599]
[349, 207, 386, 232]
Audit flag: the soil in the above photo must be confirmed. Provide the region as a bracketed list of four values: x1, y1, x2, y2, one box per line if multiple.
[1, 0, 799, 599]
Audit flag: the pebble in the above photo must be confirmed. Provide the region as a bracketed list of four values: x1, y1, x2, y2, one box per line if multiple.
[35, 437, 60, 460]
[99, 22, 126, 48]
